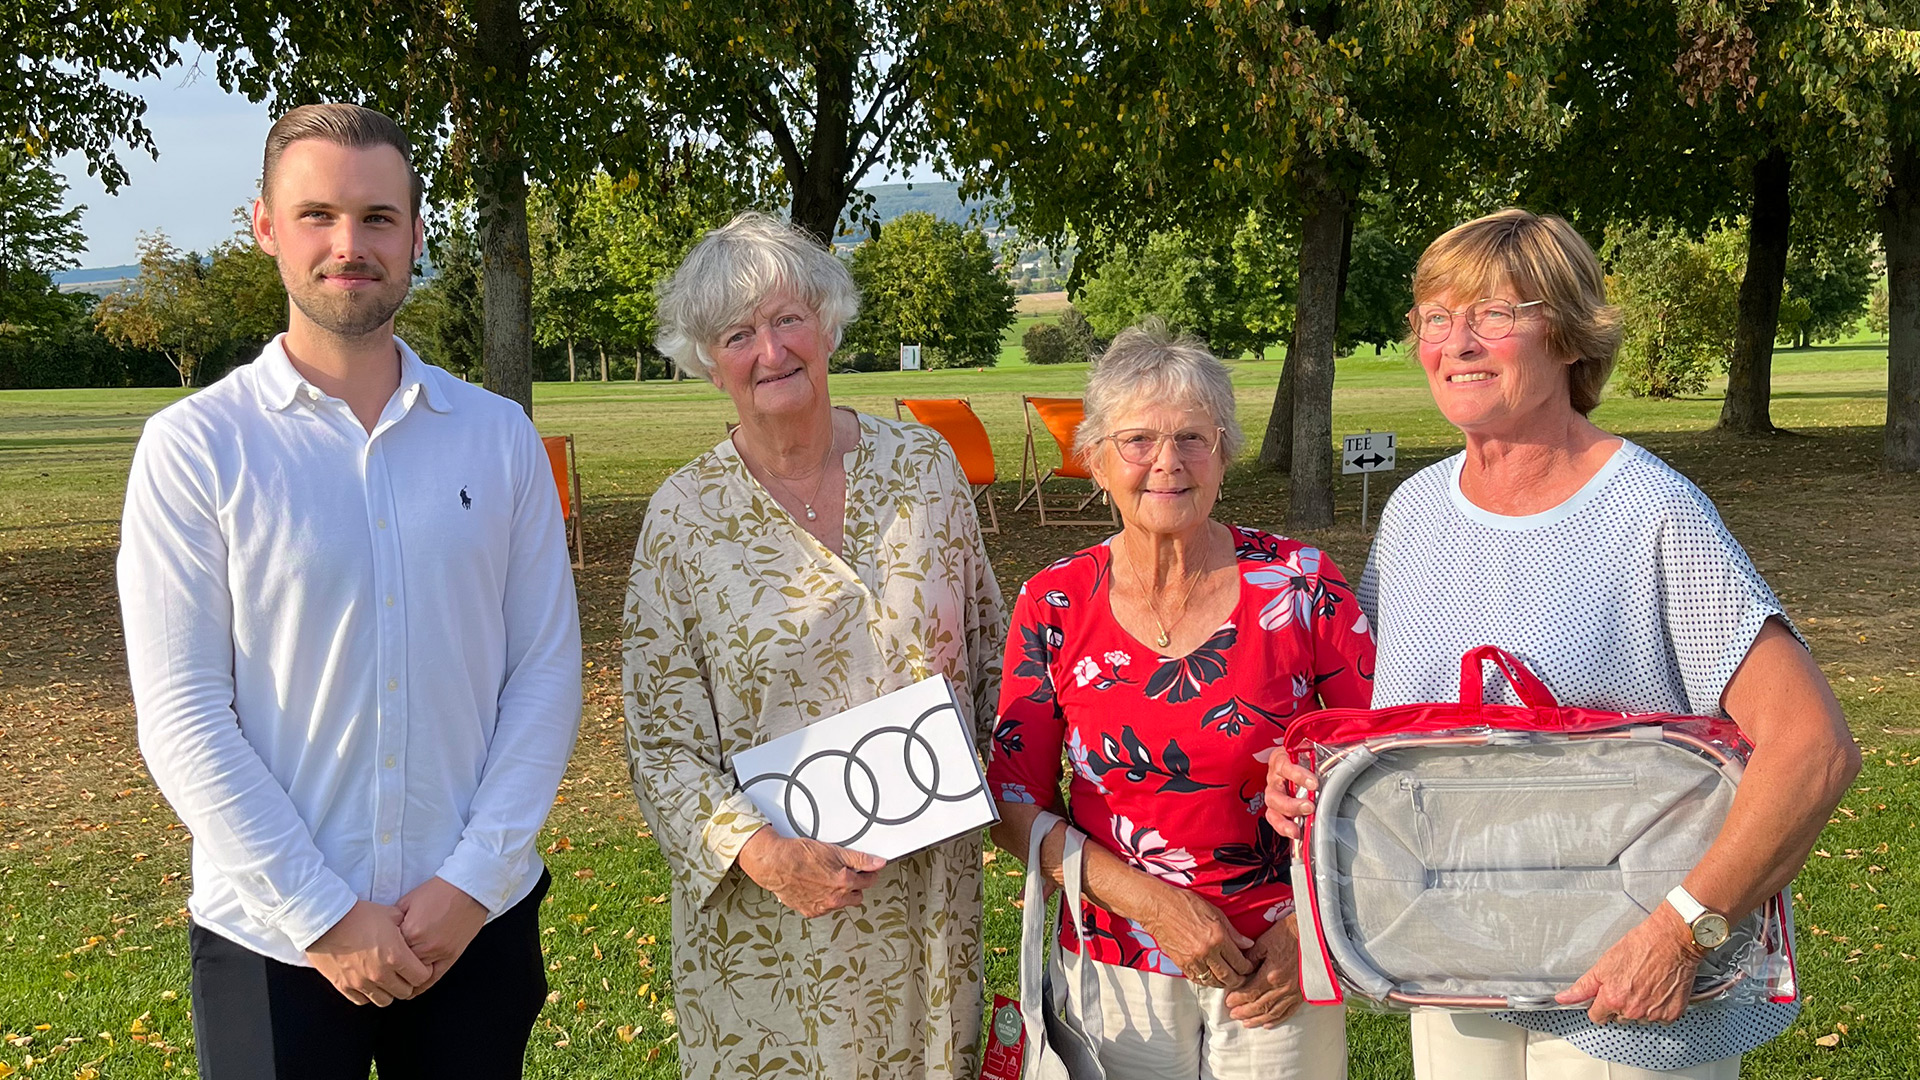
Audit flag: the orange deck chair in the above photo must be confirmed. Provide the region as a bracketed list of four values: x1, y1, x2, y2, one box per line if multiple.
[895, 397, 1000, 533]
[542, 434, 584, 569]
[1014, 395, 1116, 526]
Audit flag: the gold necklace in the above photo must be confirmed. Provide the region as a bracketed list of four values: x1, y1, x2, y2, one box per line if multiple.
[1121, 536, 1208, 650]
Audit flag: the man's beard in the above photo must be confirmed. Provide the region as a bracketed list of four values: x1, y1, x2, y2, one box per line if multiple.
[284, 262, 410, 339]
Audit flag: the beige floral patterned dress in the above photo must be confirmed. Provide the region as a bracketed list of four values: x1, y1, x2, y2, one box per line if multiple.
[623, 411, 1006, 1080]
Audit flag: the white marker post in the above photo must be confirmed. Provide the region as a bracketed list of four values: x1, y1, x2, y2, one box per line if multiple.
[899, 343, 922, 371]
[1341, 430, 1397, 530]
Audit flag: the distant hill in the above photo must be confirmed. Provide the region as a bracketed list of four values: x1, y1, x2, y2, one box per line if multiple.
[52, 264, 140, 293]
[843, 182, 1000, 235]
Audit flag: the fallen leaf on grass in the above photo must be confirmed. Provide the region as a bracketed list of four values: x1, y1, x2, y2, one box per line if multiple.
[1814, 1032, 1841, 1048]
[616, 1025, 639, 1044]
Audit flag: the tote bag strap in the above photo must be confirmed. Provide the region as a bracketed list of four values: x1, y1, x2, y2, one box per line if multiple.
[1019, 811, 1107, 1054]
[1059, 825, 1105, 1047]
[1019, 810, 1064, 1056]
[1459, 645, 1558, 709]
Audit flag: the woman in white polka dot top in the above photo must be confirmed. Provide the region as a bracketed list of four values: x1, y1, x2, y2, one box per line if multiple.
[1266, 208, 1860, 1079]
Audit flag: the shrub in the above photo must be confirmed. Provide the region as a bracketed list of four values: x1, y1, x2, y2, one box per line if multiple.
[1059, 304, 1105, 360]
[1023, 322, 1074, 365]
[1605, 224, 1738, 399]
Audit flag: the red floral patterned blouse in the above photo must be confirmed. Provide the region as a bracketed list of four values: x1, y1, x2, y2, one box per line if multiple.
[987, 526, 1377, 975]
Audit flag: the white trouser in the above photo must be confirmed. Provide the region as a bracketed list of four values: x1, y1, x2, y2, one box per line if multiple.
[1411, 1010, 1740, 1080]
[1058, 947, 1348, 1080]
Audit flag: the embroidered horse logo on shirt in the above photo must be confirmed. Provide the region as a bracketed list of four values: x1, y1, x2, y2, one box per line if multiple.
[460, 486, 472, 510]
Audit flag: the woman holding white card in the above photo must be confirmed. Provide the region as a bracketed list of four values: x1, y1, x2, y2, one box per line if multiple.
[621, 212, 1006, 1080]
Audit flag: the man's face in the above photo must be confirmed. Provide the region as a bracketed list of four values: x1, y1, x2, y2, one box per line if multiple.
[253, 139, 422, 341]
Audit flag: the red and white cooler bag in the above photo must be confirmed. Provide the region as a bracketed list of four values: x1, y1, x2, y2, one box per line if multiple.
[1286, 646, 1799, 1011]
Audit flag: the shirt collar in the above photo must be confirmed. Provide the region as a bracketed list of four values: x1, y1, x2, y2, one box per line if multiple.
[253, 334, 308, 412]
[253, 333, 453, 415]
[395, 337, 453, 414]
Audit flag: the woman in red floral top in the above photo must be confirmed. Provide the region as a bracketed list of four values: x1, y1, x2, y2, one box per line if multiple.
[987, 323, 1375, 1079]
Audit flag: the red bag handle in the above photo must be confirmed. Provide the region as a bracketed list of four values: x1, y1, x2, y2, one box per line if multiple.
[1459, 645, 1558, 709]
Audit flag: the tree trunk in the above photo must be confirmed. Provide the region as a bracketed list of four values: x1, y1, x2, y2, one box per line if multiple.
[1257, 332, 1298, 472]
[598, 345, 608, 382]
[566, 338, 576, 382]
[634, 349, 645, 382]
[1719, 147, 1791, 435]
[473, 0, 535, 418]
[1286, 155, 1353, 530]
[1884, 137, 1920, 472]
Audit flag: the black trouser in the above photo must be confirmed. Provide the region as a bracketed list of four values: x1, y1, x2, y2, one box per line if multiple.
[189, 871, 549, 1080]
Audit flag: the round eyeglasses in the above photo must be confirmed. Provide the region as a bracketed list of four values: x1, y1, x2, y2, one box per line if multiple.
[1407, 299, 1547, 343]
[1104, 427, 1224, 466]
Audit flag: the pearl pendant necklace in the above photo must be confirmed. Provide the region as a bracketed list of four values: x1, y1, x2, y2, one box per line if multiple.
[756, 429, 838, 525]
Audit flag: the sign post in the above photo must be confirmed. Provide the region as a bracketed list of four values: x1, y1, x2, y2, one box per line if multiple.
[1341, 430, 1397, 530]
[899, 343, 922, 371]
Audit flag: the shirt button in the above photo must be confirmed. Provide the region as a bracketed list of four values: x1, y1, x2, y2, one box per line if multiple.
[381, 833, 392, 845]
[386, 678, 398, 691]
[384, 756, 396, 769]
[385, 595, 395, 607]
[377, 519, 388, 530]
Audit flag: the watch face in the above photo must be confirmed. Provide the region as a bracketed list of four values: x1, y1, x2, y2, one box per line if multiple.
[1694, 913, 1731, 949]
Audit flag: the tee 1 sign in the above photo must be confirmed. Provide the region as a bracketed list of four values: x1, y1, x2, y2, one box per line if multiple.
[1342, 431, 1396, 531]
[1342, 431, 1396, 474]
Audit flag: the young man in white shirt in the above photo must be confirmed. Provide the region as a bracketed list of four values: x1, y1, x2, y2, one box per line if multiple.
[117, 103, 582, 1079]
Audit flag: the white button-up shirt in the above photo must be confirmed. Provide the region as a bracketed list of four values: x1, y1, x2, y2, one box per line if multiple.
[119, 336, 582, 966]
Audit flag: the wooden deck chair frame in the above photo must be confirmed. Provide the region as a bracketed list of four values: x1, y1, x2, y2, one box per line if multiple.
[542, 434, 584, 569]
[894, 397, 1000, 533]
[1014, 395, 1117, 526]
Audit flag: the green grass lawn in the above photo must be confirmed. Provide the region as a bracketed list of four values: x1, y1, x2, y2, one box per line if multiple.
[2, 337, 1916, 1077]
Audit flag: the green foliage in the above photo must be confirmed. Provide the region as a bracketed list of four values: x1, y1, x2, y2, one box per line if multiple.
[1777, 237, 1876, 348]
[1606, 223, 1740, 398]
[1058, 304, 1103, 360]
[632, 0, 972, 239]
[1076, 230, 1269, 359]
[399, 213, 484, 381]
[0, 143, 87, 332]
[1022, 322, 1073, 365]
[92, 227, 285, 389]
[842, 212, 1015, 370]
[0, 292, 176, 389]
[1339, 229, 1418, 354]
[6, 0, 186, 190]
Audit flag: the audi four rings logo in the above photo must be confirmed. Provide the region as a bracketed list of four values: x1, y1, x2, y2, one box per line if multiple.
[740, 702, 987, 849]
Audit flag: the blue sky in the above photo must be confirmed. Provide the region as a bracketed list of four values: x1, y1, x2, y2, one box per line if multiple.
[56, 59, 276, 267]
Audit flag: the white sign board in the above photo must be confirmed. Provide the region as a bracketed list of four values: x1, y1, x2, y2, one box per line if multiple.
[900, 343, 923, 370]
[1342, 431, 1397, 474]
[731, 675, 997, 861]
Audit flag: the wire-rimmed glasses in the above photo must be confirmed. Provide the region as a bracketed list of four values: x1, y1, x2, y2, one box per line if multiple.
[1407, 299, 1547, 343]
[1104, 427, 1224, 466]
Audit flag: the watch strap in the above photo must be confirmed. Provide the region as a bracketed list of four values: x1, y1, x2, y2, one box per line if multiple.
[1666, 883, 1708, 925]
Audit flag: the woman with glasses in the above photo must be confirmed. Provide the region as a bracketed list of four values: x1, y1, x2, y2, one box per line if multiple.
[623, 212, 1006, 1080]
[987, 320, 1374, 1079]
[1266, 208, 1858, 1079]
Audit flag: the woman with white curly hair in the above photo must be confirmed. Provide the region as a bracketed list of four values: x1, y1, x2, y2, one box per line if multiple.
[622, 211, 1005, 1080]
[987, 320, 1374, 1079]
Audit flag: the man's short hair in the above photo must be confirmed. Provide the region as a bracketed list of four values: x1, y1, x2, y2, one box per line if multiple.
[261, 103, 425, 222]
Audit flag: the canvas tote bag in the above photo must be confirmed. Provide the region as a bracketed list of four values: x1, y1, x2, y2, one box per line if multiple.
[1016, 809, 1109, 1080]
